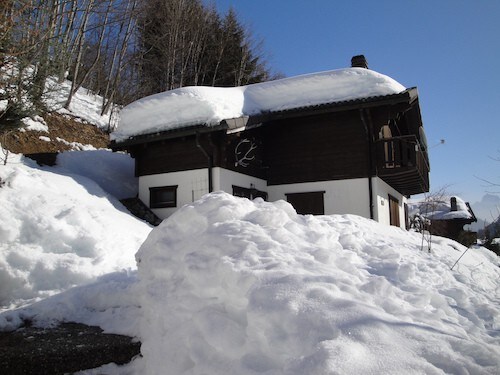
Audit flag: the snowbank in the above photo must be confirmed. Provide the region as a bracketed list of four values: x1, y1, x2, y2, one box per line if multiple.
[1, 192, 498, 374]
[133, 192, 499, 374]
[0, 154, 151, 310]
[112, 68, 405, 141]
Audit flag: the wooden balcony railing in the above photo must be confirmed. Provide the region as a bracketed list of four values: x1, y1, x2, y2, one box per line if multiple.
[375, 135, 430, 195]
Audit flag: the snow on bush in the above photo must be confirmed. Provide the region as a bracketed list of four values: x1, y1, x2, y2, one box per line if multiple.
[0, 154, 151, 310]
[134, 192, 500, 374]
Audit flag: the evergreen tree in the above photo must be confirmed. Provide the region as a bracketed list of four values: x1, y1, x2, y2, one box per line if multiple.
[136, 0, 274, 97]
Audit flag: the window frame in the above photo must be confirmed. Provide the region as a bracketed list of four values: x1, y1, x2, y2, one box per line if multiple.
[149, 185, 178, 208]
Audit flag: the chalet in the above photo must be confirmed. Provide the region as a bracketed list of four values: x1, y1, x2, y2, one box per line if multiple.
[409, 196, 477, 245]
[111, 56, 430, 228]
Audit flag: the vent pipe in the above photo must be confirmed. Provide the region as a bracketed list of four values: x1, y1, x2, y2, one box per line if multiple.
[351, 55, 369, 69]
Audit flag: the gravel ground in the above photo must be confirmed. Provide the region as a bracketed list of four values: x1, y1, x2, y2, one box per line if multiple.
[0, 322, 141, 374]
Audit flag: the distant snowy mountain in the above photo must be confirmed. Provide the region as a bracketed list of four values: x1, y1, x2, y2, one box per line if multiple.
[472, 194, 500, 222]
[470, 194, 500, 232]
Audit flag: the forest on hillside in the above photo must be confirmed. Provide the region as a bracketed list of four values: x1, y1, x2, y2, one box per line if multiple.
[0, 0, 277, 129]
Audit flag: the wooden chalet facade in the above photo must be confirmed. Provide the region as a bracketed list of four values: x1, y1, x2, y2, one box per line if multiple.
[112, 57, 430, 228]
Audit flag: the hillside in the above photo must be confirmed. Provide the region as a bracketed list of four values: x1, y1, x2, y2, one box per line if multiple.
[0, 79, 152, 311]
[2, 112, 109, 155]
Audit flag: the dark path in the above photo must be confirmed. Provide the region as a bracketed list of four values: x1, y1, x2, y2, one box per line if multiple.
[0, 322, 140, 374]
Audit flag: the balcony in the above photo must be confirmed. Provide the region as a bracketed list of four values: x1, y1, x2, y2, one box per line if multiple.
[375, 135, 430, 196]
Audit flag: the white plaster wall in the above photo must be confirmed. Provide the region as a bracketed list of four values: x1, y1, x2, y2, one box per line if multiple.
[267, 178, 371, 218]
[372, 177, 407, 228]
[213, 168, 268, 194]
[139, 169, 209, 219]
[139, 168, 405, 227]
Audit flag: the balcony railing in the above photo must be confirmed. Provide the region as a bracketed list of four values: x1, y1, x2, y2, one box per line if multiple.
[375, 135, 430, 195]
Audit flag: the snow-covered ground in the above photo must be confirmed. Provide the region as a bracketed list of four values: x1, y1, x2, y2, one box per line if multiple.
[0, 152, 151, 311]
[45, 76, 118, 130]
[1, 191, 499, 374]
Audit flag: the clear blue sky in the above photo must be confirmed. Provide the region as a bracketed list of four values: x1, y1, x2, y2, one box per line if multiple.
[210, 0, 500, 205]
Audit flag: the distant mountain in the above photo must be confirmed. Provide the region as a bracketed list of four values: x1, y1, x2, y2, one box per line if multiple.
[469, 194, 500, 232]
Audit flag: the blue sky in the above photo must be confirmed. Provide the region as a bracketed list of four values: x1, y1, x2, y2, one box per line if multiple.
[210, 0, 500, 207]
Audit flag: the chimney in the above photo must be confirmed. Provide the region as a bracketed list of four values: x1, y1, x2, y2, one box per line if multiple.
[450, 197, 458, 212]
[351, 55, 368, 69]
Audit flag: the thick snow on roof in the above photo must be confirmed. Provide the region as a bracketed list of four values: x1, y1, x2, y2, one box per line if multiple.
[409, 196, 475, 221]
[112, 68, 406, 141]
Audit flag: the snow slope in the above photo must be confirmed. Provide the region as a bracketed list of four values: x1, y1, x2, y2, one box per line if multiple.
[2, 192, 498, 374]
[112, 68, 405, 141]
[0, 153, 151, 310]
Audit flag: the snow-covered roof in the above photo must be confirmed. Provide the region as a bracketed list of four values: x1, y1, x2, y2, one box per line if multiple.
[111, 68, 406, 142]
[409, 196, 476, 221]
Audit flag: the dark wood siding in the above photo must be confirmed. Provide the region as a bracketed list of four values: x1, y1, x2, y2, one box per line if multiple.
[134, 135, 210, 176]
[265, 111, 370, 185]
[220, 128, 268, 180]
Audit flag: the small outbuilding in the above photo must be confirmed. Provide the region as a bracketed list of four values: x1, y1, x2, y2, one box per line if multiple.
[409, 196, 477, 244]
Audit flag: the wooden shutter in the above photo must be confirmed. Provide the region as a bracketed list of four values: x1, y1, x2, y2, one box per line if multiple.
[389, 195, 400, 227]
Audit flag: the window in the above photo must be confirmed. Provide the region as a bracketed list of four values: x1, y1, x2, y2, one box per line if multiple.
[150, 185, 178, 208]
[286, 191, 325, 215]
[232, 185, 268, 200]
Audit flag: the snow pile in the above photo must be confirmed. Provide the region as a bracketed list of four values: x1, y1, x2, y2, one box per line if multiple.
[1, 191, 498, 373]
[134, 192, 500, 374]
[0, 154, 151, 310]
[112, 68, 405, 141]
[410, 196, 475, 221]
[0, 270, 142, 337]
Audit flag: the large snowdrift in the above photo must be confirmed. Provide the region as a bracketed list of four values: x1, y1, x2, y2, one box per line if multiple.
[112, 68, 405, 141]
[133, 193, 499, 374]
[0, 153, 151, 310]
[1, 192, 499, 374]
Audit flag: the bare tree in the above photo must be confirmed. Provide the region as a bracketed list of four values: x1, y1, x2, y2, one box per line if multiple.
[476, 151, 500, 194]
[100, 0, 137, 116]
[136, 0, 274, 96]
[63, 0, 95, 109]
